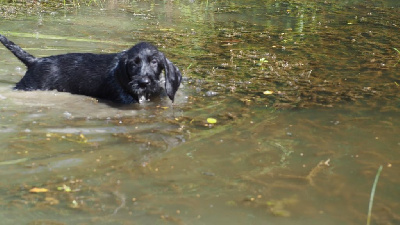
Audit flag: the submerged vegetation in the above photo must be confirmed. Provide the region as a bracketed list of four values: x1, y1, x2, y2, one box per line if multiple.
[0, 0, 109, 7]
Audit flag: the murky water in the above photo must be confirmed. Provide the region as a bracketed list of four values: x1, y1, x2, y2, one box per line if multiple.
[0, 0, 399, 224]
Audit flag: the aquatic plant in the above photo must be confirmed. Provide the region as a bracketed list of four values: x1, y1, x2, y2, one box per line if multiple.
[394, 48, 400, 67]
[366, 165, 383, 225]
[63, 0, 103, 7]
[259, 57, 268, 70]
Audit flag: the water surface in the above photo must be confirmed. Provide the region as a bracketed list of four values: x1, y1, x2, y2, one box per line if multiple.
[0, 0, 399, 224]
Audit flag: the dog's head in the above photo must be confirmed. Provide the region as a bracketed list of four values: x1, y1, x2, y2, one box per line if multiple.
[114, 42, 182, 103]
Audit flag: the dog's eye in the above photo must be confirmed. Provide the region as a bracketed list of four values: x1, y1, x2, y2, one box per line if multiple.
[134, 57, 141, 65]
[150, 59, 157, 65]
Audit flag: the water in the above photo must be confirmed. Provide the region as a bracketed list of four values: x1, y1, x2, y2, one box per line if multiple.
[0, 0, 399, 224]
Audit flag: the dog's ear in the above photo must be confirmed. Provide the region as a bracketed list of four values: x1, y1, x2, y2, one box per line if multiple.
[161, 56, 182, 102]
[114, 57, 129, 85]
[112, 55, 139, 102]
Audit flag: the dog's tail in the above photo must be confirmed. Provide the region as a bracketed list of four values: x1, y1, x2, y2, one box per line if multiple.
[0, 34, 37, 67]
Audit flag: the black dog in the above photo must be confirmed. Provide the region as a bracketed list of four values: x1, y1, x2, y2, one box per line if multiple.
[0, 34, 181, 104]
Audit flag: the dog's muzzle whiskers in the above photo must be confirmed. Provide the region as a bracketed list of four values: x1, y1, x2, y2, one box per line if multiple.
[138, 95, 147, 103]
[127, 78, 160, 102]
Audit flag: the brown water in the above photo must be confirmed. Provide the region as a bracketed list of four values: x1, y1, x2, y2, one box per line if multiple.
[0, 0, 399, 224]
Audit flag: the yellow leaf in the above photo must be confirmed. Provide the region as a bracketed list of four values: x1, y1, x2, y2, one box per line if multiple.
[207, 118, 217, 124]
[29, 187, 49, 193]
[263, 90, 274, 95]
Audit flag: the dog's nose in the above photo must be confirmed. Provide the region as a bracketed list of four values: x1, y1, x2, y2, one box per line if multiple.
[138, 78, 150, 88]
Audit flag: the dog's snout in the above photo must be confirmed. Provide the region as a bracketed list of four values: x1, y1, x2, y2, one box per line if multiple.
[138, 77, 150, 88]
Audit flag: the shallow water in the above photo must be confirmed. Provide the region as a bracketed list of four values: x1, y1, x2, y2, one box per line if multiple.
[0, 0, 399, 224]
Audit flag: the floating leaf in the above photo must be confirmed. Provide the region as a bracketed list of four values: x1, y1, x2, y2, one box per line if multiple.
[57, 184, 72, 192]
[29, 187, 49, 193]
[207, 118, 217, 124]
[263, 90, 274, 95]
[64, 185, 72, 192]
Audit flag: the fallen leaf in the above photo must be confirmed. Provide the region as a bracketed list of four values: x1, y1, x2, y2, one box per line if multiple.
[29, 187, 49, 193]
[207, 118, 217, 124]
[263, 90, 274, 95]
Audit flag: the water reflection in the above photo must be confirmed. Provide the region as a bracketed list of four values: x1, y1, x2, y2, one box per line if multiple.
[0, 0, 400, 224]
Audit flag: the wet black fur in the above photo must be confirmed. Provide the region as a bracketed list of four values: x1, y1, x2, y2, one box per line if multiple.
[0, 34, 182, 104]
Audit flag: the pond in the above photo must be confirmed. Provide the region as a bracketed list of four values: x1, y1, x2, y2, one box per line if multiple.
[0, 0, 399, 224]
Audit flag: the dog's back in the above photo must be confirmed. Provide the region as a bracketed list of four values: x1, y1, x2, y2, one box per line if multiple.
[15, 53, 119, 95]
[0, 34, 129, 102]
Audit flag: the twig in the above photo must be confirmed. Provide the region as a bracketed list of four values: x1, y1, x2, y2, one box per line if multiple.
[306, 158, 330, 186]
[112, 191, 126, 215]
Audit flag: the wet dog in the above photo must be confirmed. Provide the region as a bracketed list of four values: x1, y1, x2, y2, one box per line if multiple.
[0, 34, 181, 104]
